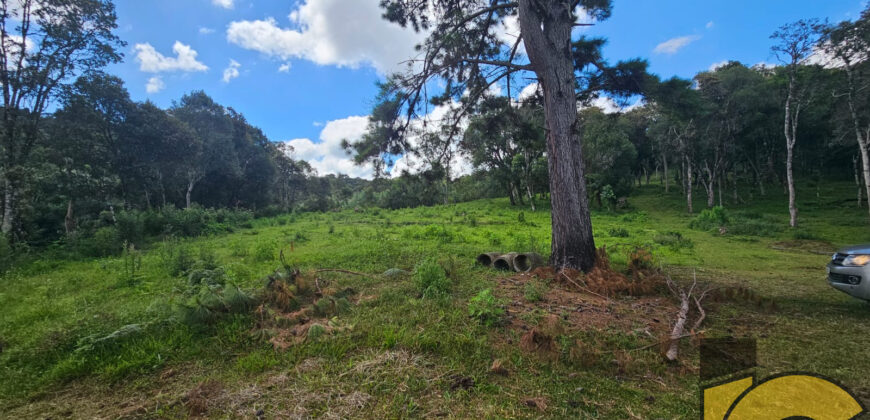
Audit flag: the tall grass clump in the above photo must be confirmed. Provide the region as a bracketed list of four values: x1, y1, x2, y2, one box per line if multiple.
[413, 257, 450, 298]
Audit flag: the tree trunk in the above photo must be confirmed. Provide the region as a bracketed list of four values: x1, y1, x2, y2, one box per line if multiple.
[784, 73, 798, 228]
[859, 139, 870, 218]
[1, 178, 15, 235]
[854, 155, 863, 208]
[519, 0, 596, 271]
[64, 199, 76, 234]
[186, 180, 195, 209]
[685, 156, 694, 214]
[662, 154, 669, 193]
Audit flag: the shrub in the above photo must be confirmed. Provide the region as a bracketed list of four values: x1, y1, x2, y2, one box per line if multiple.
[524, 280, 547, 302]
[0, 235, 14, 273]
[653, 231, 694, 251]
[608, 227, 630, 238]
[92, 226, 122, 257]
[253, 241, 275, 262]
[158, 238, 195, 277]
[468, 289, 504, 326]
[690, 206, 729, 231]
[413, 257, 450, 298]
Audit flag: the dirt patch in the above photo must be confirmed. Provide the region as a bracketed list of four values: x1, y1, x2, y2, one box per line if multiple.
[184, 379, 224, 417]
[497, 248, 679, 361]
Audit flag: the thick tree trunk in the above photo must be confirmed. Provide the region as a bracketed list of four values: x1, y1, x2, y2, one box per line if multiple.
[519, 0, 596, 271]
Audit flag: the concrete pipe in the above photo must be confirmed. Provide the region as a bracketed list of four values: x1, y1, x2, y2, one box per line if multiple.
[513, 252, 544, 272]
[476, 252, 503, 267]
[493, 252, 519, 271]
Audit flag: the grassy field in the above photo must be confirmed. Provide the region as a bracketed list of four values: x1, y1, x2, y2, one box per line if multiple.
[2, 181, 870, 419]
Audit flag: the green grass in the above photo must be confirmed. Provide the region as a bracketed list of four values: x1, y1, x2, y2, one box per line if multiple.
[2, 181, 870, 418]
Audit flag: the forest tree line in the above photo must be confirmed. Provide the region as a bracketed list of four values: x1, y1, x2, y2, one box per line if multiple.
[1, 0, 868, 256]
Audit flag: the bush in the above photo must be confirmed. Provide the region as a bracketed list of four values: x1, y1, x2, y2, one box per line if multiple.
[524, 280, 547, 302]
[468, 289, 504, 326]
[0, 235, 14, 273]
[253, 241, 275, 262]
[91, 226, 122, 257]
[608, 227, 630, 238]
[653, 231, 694, 251]
[690, 206, 729, 231]
[413, 257, 450, 298]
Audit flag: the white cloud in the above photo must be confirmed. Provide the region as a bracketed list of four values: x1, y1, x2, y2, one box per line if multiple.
[517, 83, 540, 103]
[226, 0, 426, 73]
[199, 27, 215, 35]
[284, 115, 374, 178]
[706, 21, 714, 29]
[134, 41, 208, 73]
[211, 0, 233, 9]
[709, 60, 729, 71]
[278, 63, 291, 72]
[145, 76, 165, 94]
[653, 35, 701, 55]
[222, 59, 241, 83]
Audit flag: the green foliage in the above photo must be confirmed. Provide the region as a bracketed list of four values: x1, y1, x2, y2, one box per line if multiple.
[523, 280, 548, 302]
[91, 226, 122, 257]
[307, 323, 327, 340]
[413, 257, 450, 298]
[468, 289, 504, 326]
[608, 227, 630, 237]
[253, 241, 275, 262]
[690, 206, 730, 231]
[118, 243, 143, 286]
[653, 231, 694, 251]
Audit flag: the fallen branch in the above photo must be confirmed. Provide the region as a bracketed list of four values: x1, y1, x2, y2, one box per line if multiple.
[664, 270, 713, 362]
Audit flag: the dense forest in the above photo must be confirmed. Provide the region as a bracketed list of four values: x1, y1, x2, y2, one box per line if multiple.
[1, 1, 868, 261]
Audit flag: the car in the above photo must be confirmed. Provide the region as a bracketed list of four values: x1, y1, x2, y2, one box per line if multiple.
[827, 244, 870, 301]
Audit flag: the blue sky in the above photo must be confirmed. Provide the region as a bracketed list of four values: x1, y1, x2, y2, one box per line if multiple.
[108, 0, 867, 177]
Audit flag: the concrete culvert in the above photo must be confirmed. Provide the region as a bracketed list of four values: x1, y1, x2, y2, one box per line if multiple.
[513, 253, 544, 272]
[476, 252, 502, 268]
[493, 252, 519, 271]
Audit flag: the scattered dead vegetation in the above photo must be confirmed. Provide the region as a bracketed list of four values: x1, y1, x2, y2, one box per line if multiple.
[183, 379, 225, 417]
[254, 265, 358, 351]
[498, 247, 770, 366]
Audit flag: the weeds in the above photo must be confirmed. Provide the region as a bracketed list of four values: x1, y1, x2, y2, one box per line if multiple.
[468, 289, 504, 326]
[413, 258, 450, 298]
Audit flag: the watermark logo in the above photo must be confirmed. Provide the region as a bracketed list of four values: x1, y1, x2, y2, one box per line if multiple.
[700, 338, 865, 419]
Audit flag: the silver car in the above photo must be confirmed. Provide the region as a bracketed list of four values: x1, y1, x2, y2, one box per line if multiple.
[828, 244, 870, 300]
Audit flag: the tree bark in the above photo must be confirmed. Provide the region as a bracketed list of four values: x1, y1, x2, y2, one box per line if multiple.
[854, 155, 863, 208]
[186, 179, 195, 209]
[784, 72, 799, 228]
[662, 154, 669, 193]
[519, 0, 596, 271]
[1, 178, 15, 235]
[64, 199, 75, 234]
[685, 155, 694, 214]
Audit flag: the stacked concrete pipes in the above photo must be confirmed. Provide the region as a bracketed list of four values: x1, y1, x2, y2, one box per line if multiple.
[476, 252, 545, 273]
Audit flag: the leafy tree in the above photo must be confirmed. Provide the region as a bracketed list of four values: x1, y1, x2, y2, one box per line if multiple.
[170, 91, 239, 208]
[0, 0, 124, 236]
[352, 0, 646, 270]
[818, 6, 870, 218]
[770, 18, 821, 227]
